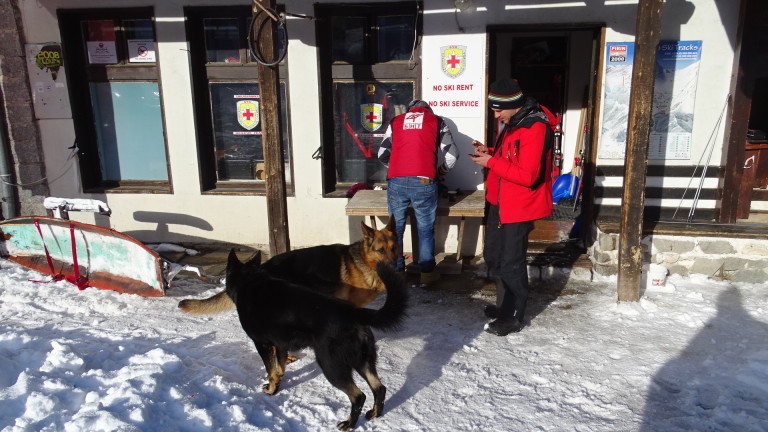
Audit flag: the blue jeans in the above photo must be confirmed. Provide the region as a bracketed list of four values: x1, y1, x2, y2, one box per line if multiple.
[387, 176, 438, 272]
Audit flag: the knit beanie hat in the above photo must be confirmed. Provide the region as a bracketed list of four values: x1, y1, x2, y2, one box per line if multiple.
[407, 99, 432, 112]
[488, 78, 525, 109]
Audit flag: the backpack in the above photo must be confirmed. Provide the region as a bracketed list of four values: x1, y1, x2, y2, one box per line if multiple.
[494, 113, 555, 191]
[529, 125, 554, 191]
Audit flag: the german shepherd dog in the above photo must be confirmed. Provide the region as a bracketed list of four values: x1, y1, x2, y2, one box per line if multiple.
[178, 218, 398, 314]
[223, 250, 408, 430]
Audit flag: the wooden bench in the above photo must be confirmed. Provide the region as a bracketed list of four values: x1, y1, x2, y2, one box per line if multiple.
[345, 189, 486, 262]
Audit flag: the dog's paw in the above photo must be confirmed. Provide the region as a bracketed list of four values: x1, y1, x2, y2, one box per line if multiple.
[365, 406, 383, 420]
[336, 420, 355, 431]
[286, 353, 298, 363]
[261, 383, 280, 395]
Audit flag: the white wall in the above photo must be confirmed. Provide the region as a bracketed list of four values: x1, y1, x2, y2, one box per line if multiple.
[19, 0, 742, 253]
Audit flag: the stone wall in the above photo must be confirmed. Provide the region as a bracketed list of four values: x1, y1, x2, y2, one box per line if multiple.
[589, 229, 768, 284]
[0, 0, 50, 218]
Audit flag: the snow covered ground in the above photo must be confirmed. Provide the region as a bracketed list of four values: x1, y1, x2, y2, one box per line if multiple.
[1, 258, 767, 431]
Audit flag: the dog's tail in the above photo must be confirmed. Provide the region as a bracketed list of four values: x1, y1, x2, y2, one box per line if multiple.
[354, 262, 409, 331]
[178, 291, 235, 315]
[178, 250, 261, 314]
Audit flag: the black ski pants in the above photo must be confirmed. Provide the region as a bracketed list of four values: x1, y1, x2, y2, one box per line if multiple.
[483, 204, 533, 322]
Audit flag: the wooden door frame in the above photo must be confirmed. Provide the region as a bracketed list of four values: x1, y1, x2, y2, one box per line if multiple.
[720, 0, 755, 223]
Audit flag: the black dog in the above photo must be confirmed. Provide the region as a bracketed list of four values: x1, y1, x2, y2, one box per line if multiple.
[223, 250, 408, 431]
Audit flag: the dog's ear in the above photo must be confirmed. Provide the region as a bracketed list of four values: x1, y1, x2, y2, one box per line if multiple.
[245, 250, 262, 266]
[360, 220, 375, 239]
[227, 249, 244, 270]
[384, 215, 396, 233]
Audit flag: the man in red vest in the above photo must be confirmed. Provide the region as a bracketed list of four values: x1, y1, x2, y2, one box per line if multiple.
[378, 100, 458, 285]
[471, 78, 556, 335]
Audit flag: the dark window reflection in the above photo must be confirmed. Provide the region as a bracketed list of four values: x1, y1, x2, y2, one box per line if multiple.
[125, 19, 154, 40]
[209, 82, 290, 181]
[204, 18, 241, 63]
[331, 81, 413, 183]
[331, 16, 366, 63]
[378, 15, 415, 62]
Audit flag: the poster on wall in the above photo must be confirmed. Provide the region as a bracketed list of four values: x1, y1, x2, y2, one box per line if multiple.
[598, 41, 703, 160]
[422, 35, 485, 119]
[87, 41, 118, 64]
[25, 43, 72, 119]
[127, 39, 156, 63]
[648, 41, 702, 160]
[85, 20, 118, 64]
[599, 43, 635, 159]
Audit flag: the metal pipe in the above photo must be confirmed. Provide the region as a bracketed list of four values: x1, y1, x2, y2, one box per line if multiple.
[0, 113, 17, 219]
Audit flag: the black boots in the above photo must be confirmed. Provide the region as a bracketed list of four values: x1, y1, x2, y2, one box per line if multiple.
[483, 305, 499, 319]
[484, 318, 525, 336]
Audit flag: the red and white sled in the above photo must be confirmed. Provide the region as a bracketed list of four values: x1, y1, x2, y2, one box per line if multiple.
[0, 215, 167, 297]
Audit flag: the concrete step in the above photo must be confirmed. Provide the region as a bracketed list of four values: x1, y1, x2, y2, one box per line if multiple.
[527, 239, 590, 269]
[161, 239, 592, 287]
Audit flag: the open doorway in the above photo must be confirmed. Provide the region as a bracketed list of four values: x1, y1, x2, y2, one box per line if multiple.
[488, 26, 603, 250]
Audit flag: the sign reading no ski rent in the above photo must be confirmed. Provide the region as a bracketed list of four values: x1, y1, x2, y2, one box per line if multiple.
[423, 36, 485, 119]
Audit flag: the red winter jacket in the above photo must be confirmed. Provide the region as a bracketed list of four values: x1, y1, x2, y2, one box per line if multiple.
[485, 100, 557, 223]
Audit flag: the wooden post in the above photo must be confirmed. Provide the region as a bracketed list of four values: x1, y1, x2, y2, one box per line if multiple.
[720, 0, 751, 223]
[253, 0, 289, 256]
[617, 0, 664, 302]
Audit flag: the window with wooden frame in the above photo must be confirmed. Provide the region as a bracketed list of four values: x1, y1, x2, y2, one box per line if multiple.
[185, 6, 292, 194]
[315, 2, 422, 196]
[59, 8, 171, 193]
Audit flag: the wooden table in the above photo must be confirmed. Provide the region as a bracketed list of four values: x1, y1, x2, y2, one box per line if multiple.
[345, 189, 486, 262]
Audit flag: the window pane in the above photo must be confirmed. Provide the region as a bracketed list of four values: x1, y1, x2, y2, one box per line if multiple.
[125, 19, 154, 39]
[209, 82, 290, 181]
[125, 19, 156, 63]
[378, 15, 415, 62]
[331, 16, 366, 63]
[89, 82, 168, 181]
[204, 18, 241, 63]
[332, 81, 413, 183]
[84, 20, 118, 64]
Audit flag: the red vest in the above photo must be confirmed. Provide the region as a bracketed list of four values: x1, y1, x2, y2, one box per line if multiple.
[387, 107, 439, 179]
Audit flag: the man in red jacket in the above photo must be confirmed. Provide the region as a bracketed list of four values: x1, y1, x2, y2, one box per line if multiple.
[470, 78, 556, 335]
[378, 100, 458, 285]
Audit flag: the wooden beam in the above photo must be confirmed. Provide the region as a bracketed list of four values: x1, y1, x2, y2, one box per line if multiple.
[720, 0, 752, 222]
[253, 0, 290, 256]
[617, 0, 664, 302]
